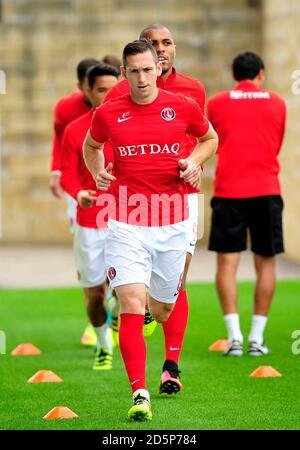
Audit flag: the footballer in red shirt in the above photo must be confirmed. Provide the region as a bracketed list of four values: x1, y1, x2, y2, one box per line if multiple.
[50, 57, 121, 349]
[105, 23, 207, 395]
[207, 51, 286, 357]
[61, 64, 119, 370]
[83, 40, 218, 421]
[50, 58, 101, 349]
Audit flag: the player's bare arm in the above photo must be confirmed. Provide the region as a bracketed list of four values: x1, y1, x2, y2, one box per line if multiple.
[179, 123, 218, 188]
[83, 130, 116, 190]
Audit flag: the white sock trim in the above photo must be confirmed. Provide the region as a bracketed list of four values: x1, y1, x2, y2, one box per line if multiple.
[94, 323, 112, 353]
[248, 315, 268, 345]
[224, 313, 243, 343]
[133, 389, 150, 401]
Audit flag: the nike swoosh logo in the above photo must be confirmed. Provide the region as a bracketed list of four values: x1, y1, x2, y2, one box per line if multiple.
[117, 116, 133, 123]
[131, 379, 140, 386]
[170, 347, 180, 351]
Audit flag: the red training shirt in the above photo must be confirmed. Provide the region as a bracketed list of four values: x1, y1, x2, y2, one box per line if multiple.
[105, 67, 206, 194]
[61, 110, 113, 228]
[51, 91, 91, 171]
[90, 89, 209, 226]
[207, 80, 286, 198]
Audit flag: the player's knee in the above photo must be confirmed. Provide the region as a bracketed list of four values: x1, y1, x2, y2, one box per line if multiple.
[151, 303, 173, 323]
[217, 254, 239, 275]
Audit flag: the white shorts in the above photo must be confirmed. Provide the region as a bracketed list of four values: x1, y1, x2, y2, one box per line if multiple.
[66, 194, 77, 234]
[187, 193, 199, 255]
[105, 219, 189, 304]
[74, 226, 108, 288]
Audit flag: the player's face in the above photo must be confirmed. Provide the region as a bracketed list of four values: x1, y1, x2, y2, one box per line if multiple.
[143, 27, 176, 77]
[122, 50, 162, 103]
[87, 75, 118, 108]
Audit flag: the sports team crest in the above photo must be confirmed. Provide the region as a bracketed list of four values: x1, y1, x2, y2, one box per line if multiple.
[108, 267, 116, 280]
[161, 107, 176, 121]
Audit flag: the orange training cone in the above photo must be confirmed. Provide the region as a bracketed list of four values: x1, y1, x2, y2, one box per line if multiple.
[209, 339, 229, 351]
[250, 366, 282, 378]
[28, 370, 63, 383]
[11, 343, 42, 356]
[43, 407, 79, 420]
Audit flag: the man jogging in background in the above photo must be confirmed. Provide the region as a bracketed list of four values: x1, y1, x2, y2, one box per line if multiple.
[49, 57, 101, 347]
[83, 39, 218, 421]
[105, 23, 206, 396]
[207, 51, 286, 356]
[49, 57, 120, 348]
[60, 64, 119, 369]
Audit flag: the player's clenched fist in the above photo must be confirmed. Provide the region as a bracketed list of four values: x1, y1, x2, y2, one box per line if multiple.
[94, 162, 116, 191]
[76, 190, 97, 208]
[178, 159, 201, 189]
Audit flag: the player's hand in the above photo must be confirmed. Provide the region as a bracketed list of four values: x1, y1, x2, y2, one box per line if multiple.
[49, 173, 64, 199]
[178, 159, 201, 188]
[94, 162, 116, 191]
[77, 190, 97, 208]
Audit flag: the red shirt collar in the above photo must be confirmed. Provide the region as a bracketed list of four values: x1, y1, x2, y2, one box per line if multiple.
[157, 66, 177, 87]
[234, 80, 259, 91]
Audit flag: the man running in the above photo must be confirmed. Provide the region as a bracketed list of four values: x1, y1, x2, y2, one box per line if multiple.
[83, 40, 218, 421]
[60, 63, 119, 369]
[105, 23, 206, 395]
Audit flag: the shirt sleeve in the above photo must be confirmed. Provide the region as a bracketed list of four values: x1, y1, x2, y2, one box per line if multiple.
[184, 96, 209, 137]
[60, 126, 83, 200]
[50, 134, 61, 171]
[50, 100, 65, 171]
[194, 81, 206, 113]
[89, 106, 108, 143]
[104, 80, 129, 102]
[278, 98, 287, 154]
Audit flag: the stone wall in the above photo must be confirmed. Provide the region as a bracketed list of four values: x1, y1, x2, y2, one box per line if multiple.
[1, 0, 261, 244]
[262, 0, 300, 263]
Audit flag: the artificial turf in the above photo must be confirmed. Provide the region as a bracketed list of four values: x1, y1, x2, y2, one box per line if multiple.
[0, 281, 299, 430]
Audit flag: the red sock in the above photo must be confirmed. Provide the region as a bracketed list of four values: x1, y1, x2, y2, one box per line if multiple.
[162, 289, 189, 364]
[119, 313, 147, 393]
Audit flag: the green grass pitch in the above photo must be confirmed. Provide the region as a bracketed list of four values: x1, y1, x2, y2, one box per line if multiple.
[0, 281, 299, 430]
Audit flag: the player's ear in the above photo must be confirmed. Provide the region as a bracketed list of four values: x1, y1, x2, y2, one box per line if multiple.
[120, 65, 127, 80]
[157, 61, 162, 76]
[258, 69, 265, 84]
[77, 81, 83, 92]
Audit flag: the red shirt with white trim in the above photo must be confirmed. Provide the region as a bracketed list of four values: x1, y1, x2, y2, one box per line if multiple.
[90, 89, 209, 226]
[207, 81, 286, 198]
[61, 110, 113, 228]
[105, 67, 206, 194]
[51, 91, 90, 171]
